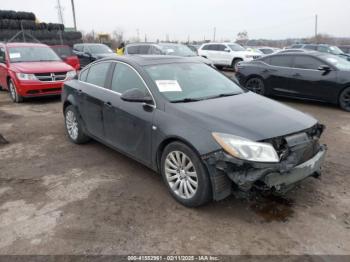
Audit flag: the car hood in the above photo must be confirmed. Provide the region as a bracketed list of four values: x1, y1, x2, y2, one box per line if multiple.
[186, 56, 213, 65]
[10, 61, 74, 73]
[235, 50, 261, 56]
[171, 92, 317, 141]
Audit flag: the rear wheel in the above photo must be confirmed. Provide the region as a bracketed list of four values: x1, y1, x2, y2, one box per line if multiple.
[64, 105, 90, 144]
[245, 77, 266, 95]
[8, 80, 23, 103]
[232, 58, 242, 72]
[339, 87, 350, 112]
[161, 142, 212, 207]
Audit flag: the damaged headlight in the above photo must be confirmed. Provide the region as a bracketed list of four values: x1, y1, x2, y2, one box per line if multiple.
[212, 132, 280, 163]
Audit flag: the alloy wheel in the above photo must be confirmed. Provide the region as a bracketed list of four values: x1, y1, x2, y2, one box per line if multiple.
[65, 110, 79, 140]
[340, 88, 350, 111]
[9, 82, 17, 101]
[164, 151, 198, 199]
[246, 78, 265, 95]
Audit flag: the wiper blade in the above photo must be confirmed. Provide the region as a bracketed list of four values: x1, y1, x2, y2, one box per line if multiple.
[171, 98, 202, 103]
[204, 93, 240, 100]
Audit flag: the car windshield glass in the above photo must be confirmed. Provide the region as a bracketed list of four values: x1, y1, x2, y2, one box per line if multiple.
[51, 46, 73, 57]
[159, 44, 196, 56]
[329, 46, 344, 55]
[8, 46, 61, 63]
[88, 45, 113, 54]
[145, 63, 243, 102]
[323, 55, 350, 70]
[228, 44, 245, 51]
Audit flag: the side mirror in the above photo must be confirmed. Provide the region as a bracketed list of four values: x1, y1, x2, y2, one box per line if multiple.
[224, 48, 231, 52]
[121, 88, 153, 104]
[318, 65, 331, 72]
[84, 52, 92, 57]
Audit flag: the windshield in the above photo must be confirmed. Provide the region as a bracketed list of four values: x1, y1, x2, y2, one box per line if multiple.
[322, 54, 350, 71]
[88, 45, 113, 54]
[228, 44, 245, 51]
[8, 46, 61, 63]
[145, 63, 243, 102]
[159, 44, 196, 57]
[329, 46, 344, 55]
[51, 46, 73, 57]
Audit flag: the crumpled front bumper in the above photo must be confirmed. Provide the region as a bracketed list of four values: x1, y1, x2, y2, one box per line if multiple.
[202, 144, 327, 201]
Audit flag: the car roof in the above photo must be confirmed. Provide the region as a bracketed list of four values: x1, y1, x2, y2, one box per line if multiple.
[4, 42, 49, 48]
[74, 43, 106, 46]
[99, 55, 201, 66]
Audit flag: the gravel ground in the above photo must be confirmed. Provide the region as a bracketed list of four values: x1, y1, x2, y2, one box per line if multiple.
[0, 79, 350, 255]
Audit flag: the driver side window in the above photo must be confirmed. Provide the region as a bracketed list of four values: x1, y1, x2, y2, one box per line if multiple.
[111, 63, 150, 96]
[0, 47, 6, 63]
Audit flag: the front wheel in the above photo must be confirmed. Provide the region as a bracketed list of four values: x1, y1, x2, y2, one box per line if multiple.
[64, 105, 90, 144]
[232, 58, 242, 72]
[245, 77, 266, 95]
[8, 80, 23, 103]
[161, 142, 212, 207]
[339, 87, 350, 112]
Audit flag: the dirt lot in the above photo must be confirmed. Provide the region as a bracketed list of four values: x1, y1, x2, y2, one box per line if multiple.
[0, 80, 350, 255]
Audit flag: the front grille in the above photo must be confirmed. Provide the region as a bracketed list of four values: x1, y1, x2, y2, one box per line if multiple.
[262, 124, 324, 164]
[35, 72, 67, 82]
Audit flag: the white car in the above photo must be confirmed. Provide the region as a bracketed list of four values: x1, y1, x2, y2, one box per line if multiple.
[198, 43, 262, 70]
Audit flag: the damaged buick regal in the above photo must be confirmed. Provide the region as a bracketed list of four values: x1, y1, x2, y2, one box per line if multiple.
[62, 55, 327, 207]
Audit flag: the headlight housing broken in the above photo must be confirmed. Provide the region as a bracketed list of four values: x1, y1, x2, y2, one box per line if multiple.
[212, 132, 280, 163]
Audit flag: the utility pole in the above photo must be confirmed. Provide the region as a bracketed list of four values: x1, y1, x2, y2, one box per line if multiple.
[56, 0, 65, 25]
[71, 0, 77, 31]
[315, 14, 318, 42]
[213, 27, 216, 42]
[136, 28, 140, 42]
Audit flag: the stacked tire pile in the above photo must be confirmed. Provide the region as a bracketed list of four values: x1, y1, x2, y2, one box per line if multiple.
[0, 10, 82, 46]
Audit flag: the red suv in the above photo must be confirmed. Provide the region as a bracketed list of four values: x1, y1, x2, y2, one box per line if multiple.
[0, 42, 76, 103]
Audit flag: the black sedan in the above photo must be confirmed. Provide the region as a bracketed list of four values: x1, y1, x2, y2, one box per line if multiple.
[236, 52, 350, 111]
[62, 56, 326, 207]
[73, 43, 117, 68]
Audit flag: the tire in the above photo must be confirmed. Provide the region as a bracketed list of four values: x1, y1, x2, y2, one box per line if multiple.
[160, 142, 212, 207]
[339, 87, 350, 112]
[8, 80, 23, 103]
[232, 58, 243, 72]
[64, 105, 90, 144]
[245, 77, 266, 95]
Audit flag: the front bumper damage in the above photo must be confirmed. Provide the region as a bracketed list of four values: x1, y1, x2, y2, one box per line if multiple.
[202, 125, 327, 201]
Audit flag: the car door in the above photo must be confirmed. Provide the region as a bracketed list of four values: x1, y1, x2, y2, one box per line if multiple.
[78, 61, 113, 139]
[288, 55, 338, 100]
[103, 62, 155, 165]
[216, 44, 230, 65]
[264, 55, 294, 94]
[0, 46, 7, 88]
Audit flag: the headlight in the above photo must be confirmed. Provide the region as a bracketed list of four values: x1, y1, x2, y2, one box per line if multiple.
[66, 70, 77, 79]
[212, 132, 279, 163]
[16, 73, 37, 81]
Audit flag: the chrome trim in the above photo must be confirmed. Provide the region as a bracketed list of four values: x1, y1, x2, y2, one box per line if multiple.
[77, 60, 157, 108]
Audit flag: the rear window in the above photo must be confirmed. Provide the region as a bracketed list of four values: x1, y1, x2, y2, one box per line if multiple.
[85, 62, 110, 87]
[127, 46, 139, 54]
[268, 55, 293, 67]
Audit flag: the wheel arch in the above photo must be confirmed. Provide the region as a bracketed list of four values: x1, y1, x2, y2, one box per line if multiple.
[63, 94, 78, 115]
[155, 136, 202, 173]
[338, 85, 350, 105]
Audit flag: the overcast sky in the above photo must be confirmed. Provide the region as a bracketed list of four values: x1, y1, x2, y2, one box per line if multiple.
[2, 0, 349, 41]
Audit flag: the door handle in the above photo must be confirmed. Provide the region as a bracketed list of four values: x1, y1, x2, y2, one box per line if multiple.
[104, 101, 112, 108]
